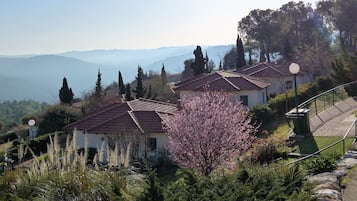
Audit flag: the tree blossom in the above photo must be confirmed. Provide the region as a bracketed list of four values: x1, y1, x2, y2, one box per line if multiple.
[164, 90, 257, 176]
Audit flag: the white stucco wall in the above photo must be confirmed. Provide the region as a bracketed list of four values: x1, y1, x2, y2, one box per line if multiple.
[149, 133, 169, 150]
[178, 89, 267, 108]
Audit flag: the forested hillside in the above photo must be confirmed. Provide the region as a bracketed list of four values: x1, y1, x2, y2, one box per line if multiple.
[0, 100, 48, 129]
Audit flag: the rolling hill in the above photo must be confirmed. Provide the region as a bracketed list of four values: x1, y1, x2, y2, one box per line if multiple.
[0, 45, 233, 103]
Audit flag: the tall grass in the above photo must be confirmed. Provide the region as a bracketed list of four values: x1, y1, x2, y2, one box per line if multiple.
[0, 131, 145, 201]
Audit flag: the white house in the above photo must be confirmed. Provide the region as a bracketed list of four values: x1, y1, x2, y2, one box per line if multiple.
[235, 62, 311, 96]
[64, 98, 178, 159]
[173, 71, 270, 108]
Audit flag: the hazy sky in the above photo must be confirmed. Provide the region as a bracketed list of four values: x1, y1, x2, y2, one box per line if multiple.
[0, 0, 317, 55]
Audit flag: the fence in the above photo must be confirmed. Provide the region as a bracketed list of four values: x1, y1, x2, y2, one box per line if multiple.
[298, 80, 357, 119]
[287, 119, 357, 166]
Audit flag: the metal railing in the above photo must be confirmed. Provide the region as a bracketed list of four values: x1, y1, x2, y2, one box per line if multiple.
[298, 80, 357, 118]
[287, 119, 356, 166]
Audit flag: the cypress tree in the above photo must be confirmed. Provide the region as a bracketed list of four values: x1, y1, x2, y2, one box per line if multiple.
[125, 84, 133, 101]
[161, 64, 167, 85]
[133, 66, 146, 98]
[59, 77, 74, 104]
[95, 69, 104, 102]
[190, 46, 205, 76]
[118, 71, 126, 94]
[236, 34, 246, 68]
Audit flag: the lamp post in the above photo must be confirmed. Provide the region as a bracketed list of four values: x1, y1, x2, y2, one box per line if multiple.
[28, 119, 36, 139]
[289, 63, 300, 113]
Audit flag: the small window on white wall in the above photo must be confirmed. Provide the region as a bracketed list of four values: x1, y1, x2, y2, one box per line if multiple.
[149, 138, 157, 151]
[286, 80, 293, 89]
[240, 95, 248, 106]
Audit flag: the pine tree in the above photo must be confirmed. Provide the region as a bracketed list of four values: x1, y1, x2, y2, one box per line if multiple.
[125, 84, 133, 101]
[218, 61, 223, 70]
[236, 35, 246, 68]
[59, 77, 74, 104]
[95, 69, 104, 102]
[190, 46, 205, 76]
[133, 66, 146, 98]
[118, 71, 126, 94]
[161, 64, 167, 85]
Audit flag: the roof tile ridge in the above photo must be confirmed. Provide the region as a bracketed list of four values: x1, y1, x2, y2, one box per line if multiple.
[137, 98, 177, 107]
[242, 75, 270, 88]
[221, 76, 241, 90]
[248, 66, 269, 76]
[128, 111, 144, 133]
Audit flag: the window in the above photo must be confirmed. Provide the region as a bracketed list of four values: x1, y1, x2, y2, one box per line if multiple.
[240, 95, 248, 106]
[286, 80, 293, 89]
[149, 138, 157, 151]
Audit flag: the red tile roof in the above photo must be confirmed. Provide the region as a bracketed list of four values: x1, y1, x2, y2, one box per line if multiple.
[235, 62, 306, 77]
[174, 71, 270, 91]
[64, 98, 177, 134]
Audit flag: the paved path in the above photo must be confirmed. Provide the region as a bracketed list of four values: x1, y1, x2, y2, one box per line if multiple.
[306, 97, 357, 200]
[310, 97, 357, 137]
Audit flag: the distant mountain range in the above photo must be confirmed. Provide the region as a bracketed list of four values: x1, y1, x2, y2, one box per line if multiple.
[0, 45, 233, 103]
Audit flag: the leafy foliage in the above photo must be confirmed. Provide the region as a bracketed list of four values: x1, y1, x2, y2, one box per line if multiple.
[302, 152, 341, 174]
[250, 104, 274, 124]
[164, 90, 257, 176]
[0, 100, 48, 129]
[38, 104, 81, 135]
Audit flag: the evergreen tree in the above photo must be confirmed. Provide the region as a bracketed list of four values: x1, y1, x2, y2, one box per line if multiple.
[248, 48, 253, 65]
[118, 71, 126, 94]
[125, 84, 133, 101]
[190, 46, 205, 76]
[161, 64, 167, 85]
[95, 69, 104, 102]
[146, 85, 152, 99]
[219, 61, 223, 70]
[133, 66, 146, 98]
[59, 77, 74, 104]
[236, 34, 246, 68]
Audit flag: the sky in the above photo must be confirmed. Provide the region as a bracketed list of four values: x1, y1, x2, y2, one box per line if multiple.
[0, 0, 317, 55]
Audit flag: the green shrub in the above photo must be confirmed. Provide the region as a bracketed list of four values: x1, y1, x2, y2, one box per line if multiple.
[268, 83, 318, 115]
[38, 105, 81, 135]
[302, 152, 341, 174]
[254, 142, 281, 164]
[344, 83, 357, 97]
[0, 132, 18, 143]
[250, 104, 275, 125]
[316, 77, 335, 92]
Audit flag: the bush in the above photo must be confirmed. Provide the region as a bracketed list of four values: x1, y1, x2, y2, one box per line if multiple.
[268, 82, 318, 115]
[250, 104, 275, 125]
[254, 142, 281, 164]
[38, 105, 81, 135]
[316, 77, 335, 92]
[302, 152, 341, 174]
[344, 83, 357, 97]
[0, 132, 18, 143]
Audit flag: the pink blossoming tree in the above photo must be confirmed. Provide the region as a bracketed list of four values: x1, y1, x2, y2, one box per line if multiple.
[164, 90, 257, 176]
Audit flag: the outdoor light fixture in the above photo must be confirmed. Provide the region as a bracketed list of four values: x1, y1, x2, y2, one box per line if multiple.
[289, 63, 300, 113]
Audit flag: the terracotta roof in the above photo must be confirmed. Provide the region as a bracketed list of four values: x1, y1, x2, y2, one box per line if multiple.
[235, 62, 305, 77]
[64, 98, 177, 134]
[174, 71, 270, 91]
